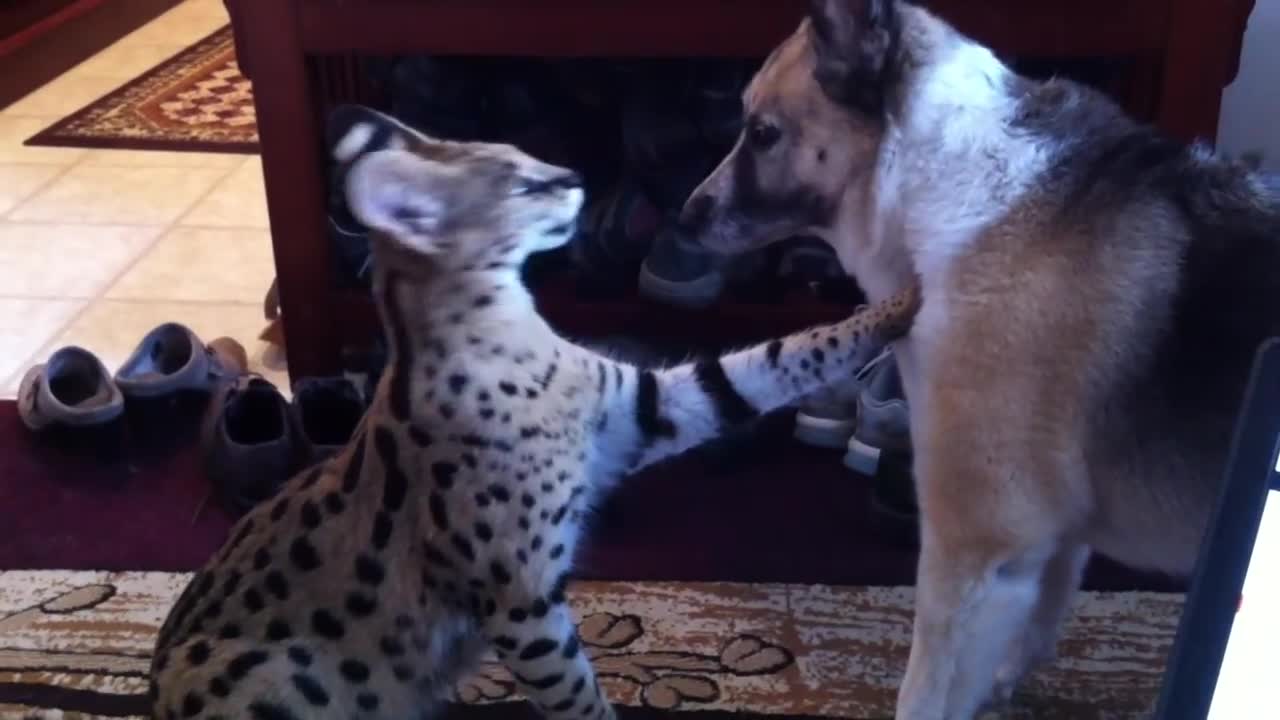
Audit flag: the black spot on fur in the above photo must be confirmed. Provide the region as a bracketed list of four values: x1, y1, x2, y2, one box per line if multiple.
[562, 634, 580, 659]
[357, 692, 380, 711]
[551, 697, 576, 712]
[287, 646, 312, 667]
[289, 537, 321, 571]
[451, 533, 476, 562]
[208, 676, 230, 698]
[694, 358, 759, 428]
[538, 362, 559, 390]
[226, 649, 269, 680]
[181, 691, 203, 717]
[187, 641, 211, 666]
[355, 554, 385, 586]
[479, 407, 496, 420]
[218, 624, 241, 640]
[432, 461, 458, 489]
[429, 492, 450, 531]
[393, 664, 415, 682]
[531, 598, 549, 618]
[423, 542, 454, 569]
[380, 636, 406, 657]
[461, 433, 491, 448]
[520, 638, 559, 661]
[475, 521, 494, 542]
[323, 491, 345, 514]
[494, 635, 519, 651]
[252, 547, 271, 570]
[448, 373, 469, 394]
[300, 500, 322, 530]
[490, 561, 513, 585]
[765, 340, 783, 367]
[551, 504, 569, 525]
[549, 572, 570, 605]
[346, 591, 377, 617]
[409, 424, 433, 447]
[242, 587, 265, 613]
[517, 671, 566, 690]
[373, 426, 409, 512]
[340, 659, 371, 684]
[827, 336, 839, 349]
[311, 609, 345, 639]
[266, 619, 292, 641]
[635, 370, 677, 442]
[371, 511, 393, 550]
[509, 607, 528, 623]
[499, 381, 519, 396]
[521, 493, 536, 509]
[264, 571, 290, 600]
[290, 673, 330, 706]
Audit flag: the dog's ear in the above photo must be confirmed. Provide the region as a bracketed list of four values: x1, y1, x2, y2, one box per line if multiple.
[807, 0, 900, 115]
[344, 149, 465, 254]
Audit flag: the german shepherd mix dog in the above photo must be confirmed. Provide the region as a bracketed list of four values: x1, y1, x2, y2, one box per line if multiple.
[679, 1, 1280, 717]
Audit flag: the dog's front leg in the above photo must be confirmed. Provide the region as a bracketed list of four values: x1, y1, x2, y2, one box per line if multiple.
[992, 542, 1090, 702]
[895, 407, 1082, 720]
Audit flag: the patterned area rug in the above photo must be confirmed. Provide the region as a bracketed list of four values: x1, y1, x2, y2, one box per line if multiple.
[0, 571, 1180, 719]
[24, 27, 258, 154]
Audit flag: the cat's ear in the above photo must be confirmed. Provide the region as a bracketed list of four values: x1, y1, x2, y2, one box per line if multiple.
[807, 0, 900, 115]
[344, 149, 463, 254]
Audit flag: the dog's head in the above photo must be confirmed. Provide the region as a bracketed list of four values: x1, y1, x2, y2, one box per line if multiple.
[679, 0, 904, 257]
[331, 105, 585, 271]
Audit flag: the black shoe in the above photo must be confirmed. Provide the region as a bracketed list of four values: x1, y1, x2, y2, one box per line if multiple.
[202, 376, 296, 516]
[291, 376, 366, 466]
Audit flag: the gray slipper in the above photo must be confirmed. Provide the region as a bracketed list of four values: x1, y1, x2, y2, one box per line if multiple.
[17, 347, 125, 431]
[114, 323, 247, 398]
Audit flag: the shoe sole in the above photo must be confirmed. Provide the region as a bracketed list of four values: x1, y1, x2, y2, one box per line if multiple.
[637, 260, 724, 309]
[844, 436, 884, 476]
[793, 414, 856, 449]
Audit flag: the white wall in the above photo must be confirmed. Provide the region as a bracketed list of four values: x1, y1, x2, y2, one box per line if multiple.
[1218, 0, 1280, 171]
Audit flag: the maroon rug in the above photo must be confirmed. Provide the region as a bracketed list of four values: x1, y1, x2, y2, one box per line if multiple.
[23, 26, 258, 154]
[0, 400, 1183, 593]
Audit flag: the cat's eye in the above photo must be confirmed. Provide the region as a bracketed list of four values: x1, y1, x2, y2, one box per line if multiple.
[747, 119, 781, 150]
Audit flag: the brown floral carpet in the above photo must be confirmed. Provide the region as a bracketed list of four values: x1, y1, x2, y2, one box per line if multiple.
[0, 571, 1180, 719]
[24, 27, 258, 154]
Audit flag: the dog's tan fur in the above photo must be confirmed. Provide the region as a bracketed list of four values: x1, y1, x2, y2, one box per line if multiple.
[680, 1, 1280, 717]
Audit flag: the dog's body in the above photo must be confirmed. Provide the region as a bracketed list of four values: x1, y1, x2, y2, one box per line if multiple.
[680, 1, 1280, 717]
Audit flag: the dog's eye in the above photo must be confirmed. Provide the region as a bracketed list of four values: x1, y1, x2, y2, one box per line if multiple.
[747, 121, 781, 150]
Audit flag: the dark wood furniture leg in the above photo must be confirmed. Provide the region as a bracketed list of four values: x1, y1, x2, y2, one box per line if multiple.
[234, 1, 340, 380]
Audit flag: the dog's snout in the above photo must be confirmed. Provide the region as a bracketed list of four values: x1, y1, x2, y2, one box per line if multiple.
[560, 171, 583, 189]
[679, 193, 715, 233]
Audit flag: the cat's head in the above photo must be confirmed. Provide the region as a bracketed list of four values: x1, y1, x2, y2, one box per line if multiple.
[330, 104, 585, 270]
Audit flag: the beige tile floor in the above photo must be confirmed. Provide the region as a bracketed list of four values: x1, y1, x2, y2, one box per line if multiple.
[0, 0, 288, 399]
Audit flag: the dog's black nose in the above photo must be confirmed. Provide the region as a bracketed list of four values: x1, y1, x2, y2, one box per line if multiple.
[679, 193, 714, 233]
[561, 171, 584, 189]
